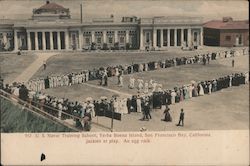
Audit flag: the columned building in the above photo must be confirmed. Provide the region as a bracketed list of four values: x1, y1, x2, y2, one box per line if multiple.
[139, 17, 203, 50]
[0, 1, 203, 52]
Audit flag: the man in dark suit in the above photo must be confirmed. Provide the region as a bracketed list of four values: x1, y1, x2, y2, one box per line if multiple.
[177, 108, 184, 126]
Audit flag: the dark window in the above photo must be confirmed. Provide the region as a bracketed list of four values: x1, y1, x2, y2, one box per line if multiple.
[85, 38, 90, 44]
[225, 36, 231, 41]
[109, 37, 113, 44]
[97, 37, 101, 44]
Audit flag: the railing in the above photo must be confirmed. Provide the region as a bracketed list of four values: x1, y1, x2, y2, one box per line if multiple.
[0, 89, 111, 132]
[0, 89, 81, 131]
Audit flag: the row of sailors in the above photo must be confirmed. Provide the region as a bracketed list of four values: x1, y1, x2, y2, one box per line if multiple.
[26, 72, 89, 92]
[1, 72, 248, 122]
[26, 48, 248, 91]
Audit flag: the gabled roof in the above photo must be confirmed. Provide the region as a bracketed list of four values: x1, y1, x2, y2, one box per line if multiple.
[38, 2, 67, 10]
[203, 20, 249, 30]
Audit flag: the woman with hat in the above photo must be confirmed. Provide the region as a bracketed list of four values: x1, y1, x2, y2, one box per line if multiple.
[162, 105, 172, 122]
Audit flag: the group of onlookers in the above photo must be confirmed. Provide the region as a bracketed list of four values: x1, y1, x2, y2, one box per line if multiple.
[0, 47, 248, 129]
[25, 48, 248, 92]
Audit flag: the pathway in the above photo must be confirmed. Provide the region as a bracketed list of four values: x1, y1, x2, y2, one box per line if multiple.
[13, 52, 57, 83]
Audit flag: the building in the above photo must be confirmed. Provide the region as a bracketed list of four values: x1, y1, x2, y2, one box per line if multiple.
[203, 17, 249, 47]
[0, 1, 204, 52]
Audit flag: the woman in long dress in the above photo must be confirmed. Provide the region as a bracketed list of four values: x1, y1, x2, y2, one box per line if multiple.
[113, 99, 119, 113]
[193, 84, 198, 97]
[120, 98, 128, 114]
[171, 90, 176, 104]
[208, 82, 212, 94]
[179, 88, 184, 101]
[183, 85, 189, 100]
[136, 96, 142, 113]
[163, 107, 172, 122]
[198, 83, 204, 96]
[188, 85, 193, 98]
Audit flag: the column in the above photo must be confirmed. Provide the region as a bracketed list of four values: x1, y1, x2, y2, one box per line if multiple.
[14, 30, 18, 51]
[167, 29, 170, 47]
[160, 29, 163, 48]
[57, 31, 61, 50]
[103, 30, 107, 43]
[35, 31, 39, 50]
[78, 29, 82, 50]
[91, 31, 95, 43]
[174, 28, 177, 47]
[3, 33, 7, 45]
[125, 30, 129, 44]
[114, 30, 118, 43]
[65, 30, 69, 50]
[50, 31, 54, 50]
[188, 28, 192, 47]
[140, 27, 144, 49]
[181, 29, 184, 46]
[200, 28, 203, 46]
[42, 31, 46, 50]
[27, 31, 31, 50]
[153, 29, 157, 48]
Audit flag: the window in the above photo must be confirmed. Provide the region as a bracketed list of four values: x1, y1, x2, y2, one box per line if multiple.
[7, 32, 12, 37]
[97, 37, 101, 44]
[239, 34, 242, 44]
[146, 32, 150, 43]
[225, 36, 231, 41]
[95, 32, 102, 35]
[85, 37, 90, 44]
[109, 37, 113, 44]
[194, 32, 197, 42]
[120, 36, 125, 43]
[83, 31, 91, 35]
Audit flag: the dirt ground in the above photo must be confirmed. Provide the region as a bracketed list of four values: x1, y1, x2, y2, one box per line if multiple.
[40, 54, 249, 131]
[92, 84, 249, 131]
[1, 47, 248, 131]
[0, 52, 37, 83]
[32, 46, 237, 78]
[42, 55, 248, 101]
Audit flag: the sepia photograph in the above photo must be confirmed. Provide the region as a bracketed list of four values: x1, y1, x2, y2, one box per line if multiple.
[0, 0, 249, 165]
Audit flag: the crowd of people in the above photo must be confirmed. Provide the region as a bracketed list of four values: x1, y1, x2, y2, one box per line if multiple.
[25, 48, 248, 92]
[1, 70, 248, 124]
[1, 47, 248, 130]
